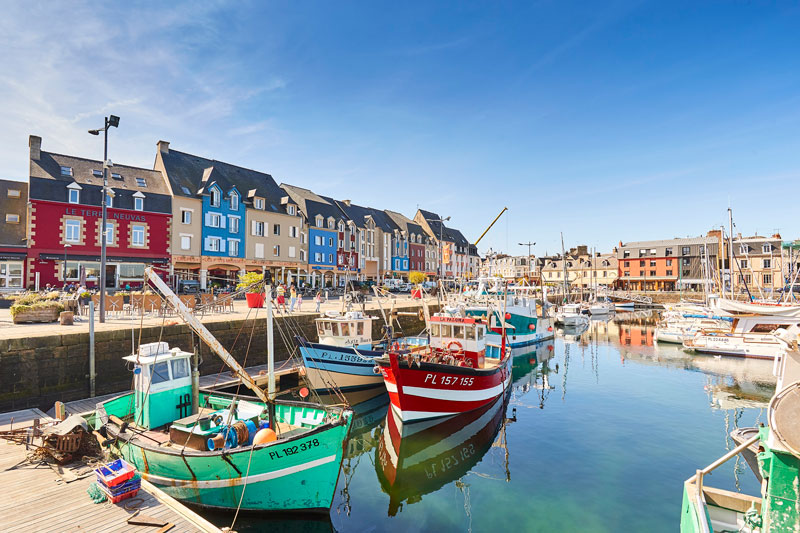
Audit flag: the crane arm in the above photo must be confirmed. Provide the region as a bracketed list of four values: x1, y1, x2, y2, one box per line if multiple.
[474, 207, 508, 246]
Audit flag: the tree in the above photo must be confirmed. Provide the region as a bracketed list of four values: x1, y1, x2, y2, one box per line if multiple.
[408, 271, 426, 285]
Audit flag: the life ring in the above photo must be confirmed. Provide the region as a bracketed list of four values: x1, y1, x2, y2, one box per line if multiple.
[446, 340, 464, 353]
[372, 365, 381, 375]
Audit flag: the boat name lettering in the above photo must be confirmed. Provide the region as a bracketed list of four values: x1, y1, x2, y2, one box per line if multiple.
[322, 351, 364, 363]
[424, 374, 474, 387]
[425, 444, 475, 479]
[268, 438, 320, 460]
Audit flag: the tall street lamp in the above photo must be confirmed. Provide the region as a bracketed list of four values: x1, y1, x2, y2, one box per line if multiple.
[63, 243, 72, 286]
[432, 216, 450, 280]
[88, 114, 120, 323]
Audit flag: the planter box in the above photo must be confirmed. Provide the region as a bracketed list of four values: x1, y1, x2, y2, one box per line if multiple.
[13, 307, 62, 324]
[245, 293, 264, 308]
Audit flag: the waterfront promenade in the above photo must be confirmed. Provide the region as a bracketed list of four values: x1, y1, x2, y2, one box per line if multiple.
[0, 294, 432, 340]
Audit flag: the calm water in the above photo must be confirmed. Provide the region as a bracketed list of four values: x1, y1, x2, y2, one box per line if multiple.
[206, 311, 776, 532]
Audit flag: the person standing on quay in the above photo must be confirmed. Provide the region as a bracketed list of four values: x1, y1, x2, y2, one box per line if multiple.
[297, 291, 303, 312]
[276, 283, 286, 311]
[315, 291, 323, 313]
[289, 284, 297, 312]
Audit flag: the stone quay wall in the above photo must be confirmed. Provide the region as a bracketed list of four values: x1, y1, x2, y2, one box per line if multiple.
[0, 308, 430, 413]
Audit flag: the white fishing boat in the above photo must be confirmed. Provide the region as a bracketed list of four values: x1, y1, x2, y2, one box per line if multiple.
[555, 303, 590, 327]
[655, 315, 732, 344]
[683, 315, 800, 360]
[588, 300, 615, 315]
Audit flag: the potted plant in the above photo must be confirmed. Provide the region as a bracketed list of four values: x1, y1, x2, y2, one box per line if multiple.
[408, 271, 425, 299]
[11, 295, 65, 324]
[237, 272, 265, 308]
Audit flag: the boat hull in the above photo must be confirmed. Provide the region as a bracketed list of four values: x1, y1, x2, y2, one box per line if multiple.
[101, 397, 353, 512]
[298, 340, 384, 391]
[684, 334, 783, 360]
[376, 353, 512, 423]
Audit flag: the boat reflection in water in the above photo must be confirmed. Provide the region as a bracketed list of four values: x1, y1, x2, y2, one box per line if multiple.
[376, 388, 512, 516]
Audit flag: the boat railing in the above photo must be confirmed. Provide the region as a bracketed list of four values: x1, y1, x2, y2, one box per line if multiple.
[685, 433, 760, 533]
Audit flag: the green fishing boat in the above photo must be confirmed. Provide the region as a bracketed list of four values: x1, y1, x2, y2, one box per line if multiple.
[97, 268, 353, 513]
[680, 327, 800, 532]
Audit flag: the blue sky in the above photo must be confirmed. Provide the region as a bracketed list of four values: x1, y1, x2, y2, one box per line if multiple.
[1, 1, 798, 256]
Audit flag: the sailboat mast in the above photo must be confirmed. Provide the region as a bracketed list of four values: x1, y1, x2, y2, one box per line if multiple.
[728, 207, 735, 299]
[560, 232, 568, 303]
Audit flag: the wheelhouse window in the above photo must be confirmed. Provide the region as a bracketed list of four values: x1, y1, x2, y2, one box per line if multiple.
[151, 362, 171, 384]
[171, 358, 189, 379]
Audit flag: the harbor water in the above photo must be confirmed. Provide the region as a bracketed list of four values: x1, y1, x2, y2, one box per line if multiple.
[205, 311, 775, 532]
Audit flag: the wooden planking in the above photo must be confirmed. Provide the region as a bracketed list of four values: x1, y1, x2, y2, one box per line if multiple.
[0, 408, 53, 431]
[0, 442, 220, 532]
[64, 391, 125, 416]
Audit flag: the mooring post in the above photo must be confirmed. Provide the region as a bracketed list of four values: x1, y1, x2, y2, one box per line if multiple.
[89, 301, 96, 397]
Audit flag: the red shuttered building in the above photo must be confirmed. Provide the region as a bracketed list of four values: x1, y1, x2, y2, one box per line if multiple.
[26, 136, 172, 290]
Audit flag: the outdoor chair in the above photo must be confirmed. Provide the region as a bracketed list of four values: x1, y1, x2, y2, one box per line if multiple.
[199, 293, 214, 313]
[143, 294, 161, 314]
[130, 294, 144, 316]
[179, 295, 197, 313]
[214, 295, 234, 313]
[106, 295, 124, 316]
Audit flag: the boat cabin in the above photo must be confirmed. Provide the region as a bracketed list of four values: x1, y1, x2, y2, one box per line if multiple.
[315, 311, 376, 349]
[122, 342, 194, 430]
[428, 315, 487, 368]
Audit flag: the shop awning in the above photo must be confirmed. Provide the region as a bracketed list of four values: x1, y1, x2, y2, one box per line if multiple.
[39, 253, 169, 263]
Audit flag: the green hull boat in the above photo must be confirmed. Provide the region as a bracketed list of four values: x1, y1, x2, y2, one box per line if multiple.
[100, 391, 352, 512]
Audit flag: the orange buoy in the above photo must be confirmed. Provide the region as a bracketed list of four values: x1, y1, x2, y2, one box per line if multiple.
[253, 428, 277, 445]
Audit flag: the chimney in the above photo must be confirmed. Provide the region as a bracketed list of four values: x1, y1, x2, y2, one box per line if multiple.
[343, 199, 351, 207]
[29, 135, 41, 161]
[157, 140, 170, 154]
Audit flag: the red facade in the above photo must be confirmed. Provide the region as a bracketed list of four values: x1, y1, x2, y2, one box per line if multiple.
[28, 199, 171, 289]
[409, 243, 425, 272]
[336, 231, 359, 273]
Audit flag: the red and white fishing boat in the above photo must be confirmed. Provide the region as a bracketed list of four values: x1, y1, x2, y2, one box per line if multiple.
[375, 309, 512, 423]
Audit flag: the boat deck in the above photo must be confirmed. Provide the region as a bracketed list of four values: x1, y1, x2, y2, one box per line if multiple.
[0, 440, 222, 532]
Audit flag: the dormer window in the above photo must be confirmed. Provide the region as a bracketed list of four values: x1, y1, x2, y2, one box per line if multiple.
[230, 191, 239, 210]
[316, 215, 323, 227]
[210, 188, 221, 207]
[105, 191, 113, 208]
[60, 166, 73, 177]
[762, 244, 772, 254]
[739, 244, 748, 254]
[254, 198, 264, 210]
[135, 177, 147, 187]
[328, 219, 334, 229]
[133, 192, 145, 212]
[287, 205, 296, 216]
[92, 169, 103, 177]
[338, 222, 344, 232]
[67, 182, 81, 204]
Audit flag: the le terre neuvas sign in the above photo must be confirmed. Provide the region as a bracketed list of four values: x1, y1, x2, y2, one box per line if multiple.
[64, 207, 148, 222]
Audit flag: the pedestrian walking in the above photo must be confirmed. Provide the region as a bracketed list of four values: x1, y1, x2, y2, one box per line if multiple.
[297, 292, 303, 312]
[289, 284, 297, 312]
[315, 291, 323, 313]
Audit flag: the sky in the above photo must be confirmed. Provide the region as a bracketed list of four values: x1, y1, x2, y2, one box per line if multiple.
[1, 1, 799, 257]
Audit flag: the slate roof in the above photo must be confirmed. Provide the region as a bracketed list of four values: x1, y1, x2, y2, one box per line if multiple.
[160, 149, 293, 214]
[281, 185, 345, 223]
[0, 179, 27, 247]
[384, 210, 423, 237]
[417, 208, 470, 246]
[30, 150, 168, 195]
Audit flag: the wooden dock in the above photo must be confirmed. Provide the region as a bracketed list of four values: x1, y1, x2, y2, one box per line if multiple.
[0, 440, 222, 532]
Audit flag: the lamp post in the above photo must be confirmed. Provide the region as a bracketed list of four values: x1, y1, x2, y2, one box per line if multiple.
[63, 243, 72, 287]
[432, 216, 450, 280]
[519, 241, 535, 283]
[88, 115, 120, 323]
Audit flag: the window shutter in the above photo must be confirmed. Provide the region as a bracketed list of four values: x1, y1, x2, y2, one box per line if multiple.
[219, 239, 226, 252]
[219, 215, 226, 229]
[205, 212, 210, 226]
[204, 236, 210, 250]
[251, 220, 257, 235]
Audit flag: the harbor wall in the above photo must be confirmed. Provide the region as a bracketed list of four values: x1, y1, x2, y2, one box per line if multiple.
[0, 308, 430, 413]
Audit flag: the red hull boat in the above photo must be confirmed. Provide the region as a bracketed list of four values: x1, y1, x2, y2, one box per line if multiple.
[376, 313, 512, 422]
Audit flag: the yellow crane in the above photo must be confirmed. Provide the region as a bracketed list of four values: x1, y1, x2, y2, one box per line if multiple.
[474, 207, 508, 246]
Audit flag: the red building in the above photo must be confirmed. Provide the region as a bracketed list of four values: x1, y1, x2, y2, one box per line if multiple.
[409, 240, 425, 272]
[27, 136, 172, 290]
[336, 223, 359, 276]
